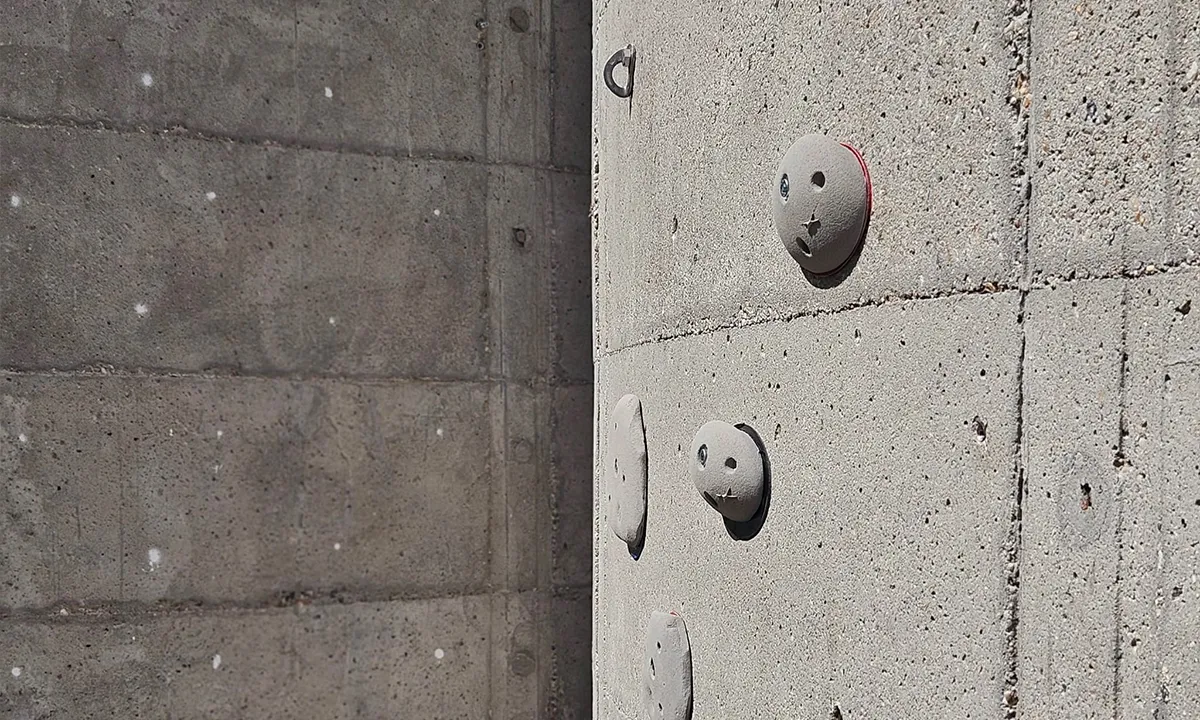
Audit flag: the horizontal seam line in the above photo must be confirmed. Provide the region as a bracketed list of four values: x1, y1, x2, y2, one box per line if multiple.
[0, 367, 594, 387]
[0, 586, 574, 624]
[0, 113, 588, 176]
[597, 260, 1200, 359]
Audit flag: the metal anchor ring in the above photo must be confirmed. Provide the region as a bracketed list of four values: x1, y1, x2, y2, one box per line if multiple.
[603, 45, 636, 99]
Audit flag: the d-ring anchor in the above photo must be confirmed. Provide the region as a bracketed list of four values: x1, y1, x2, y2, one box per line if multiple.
[604, 45, 636, 99]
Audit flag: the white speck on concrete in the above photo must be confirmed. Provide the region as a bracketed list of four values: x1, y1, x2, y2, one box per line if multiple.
[434, 648, 445, 660]
[1187, 60, 1199, 83]
[9, 194, 21, 208]
[18, 433, 28, 443]
[59, 608, 68, 616]
[11, 667, 21, 678]
[433, 208, 442, 217]
[147, 547, 162, 570]
[436, 427, 444, 437]
[140, 72, 154, 87]
[205, 191, 217, 201]
[333, 542, 342, 551]
[168, 428, 174, 437]
[324, 86, 333, 98]
[328, 316, 337, 326]
[135, 303, 149, 316]
[216, 429, 224, 439]
[212, 654, 222, 670]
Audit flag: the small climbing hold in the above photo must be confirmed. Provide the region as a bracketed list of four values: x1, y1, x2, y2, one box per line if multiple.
[690, 420, 764, 523]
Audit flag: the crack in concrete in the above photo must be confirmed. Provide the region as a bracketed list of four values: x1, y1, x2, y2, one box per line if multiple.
[596, 257, 1200, 362]
[0, 112, 588, 176]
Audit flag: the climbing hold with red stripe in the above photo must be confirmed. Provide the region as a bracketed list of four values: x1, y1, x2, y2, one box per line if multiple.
[772, 134, 872, 276]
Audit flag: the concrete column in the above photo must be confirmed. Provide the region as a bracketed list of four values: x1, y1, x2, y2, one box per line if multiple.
[0, 1, 592, 717]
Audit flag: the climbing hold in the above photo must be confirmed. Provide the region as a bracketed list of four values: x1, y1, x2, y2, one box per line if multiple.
[690, 420, 764, 523]
[643, 611, 693, 720]
[772, 134, 871, 275]
[606, 394, 648, 547]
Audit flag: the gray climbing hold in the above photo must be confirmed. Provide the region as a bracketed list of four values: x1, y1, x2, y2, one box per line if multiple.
[606, 394, 648, 546]
[643, 611, 692, 720]
[772, 133, 871, 275]
[690, 420, 764, 523]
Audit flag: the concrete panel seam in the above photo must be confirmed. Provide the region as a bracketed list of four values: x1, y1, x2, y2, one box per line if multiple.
[597, 259, 1200, 362]
[0, 367, 591, 389]
[1111, 279, 1132, 717]
[1002, 0, 1032, 715]
[0, 586, 528, 626]
[0, 112, 588, 177]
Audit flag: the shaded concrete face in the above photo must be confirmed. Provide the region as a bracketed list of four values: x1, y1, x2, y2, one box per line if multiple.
[594, 1, 1199, 719]
[1, 0, 592, 718]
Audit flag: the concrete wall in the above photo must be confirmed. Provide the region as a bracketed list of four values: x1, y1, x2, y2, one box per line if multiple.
[593, 1, 1199, 719]
[0, 1, 592, 718]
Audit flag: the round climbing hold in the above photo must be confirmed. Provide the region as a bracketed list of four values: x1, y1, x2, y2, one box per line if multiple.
[771, 133, 871, 275]
[689, 420, 764, 523]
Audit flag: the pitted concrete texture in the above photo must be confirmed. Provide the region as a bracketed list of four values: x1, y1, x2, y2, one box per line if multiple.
[592, 0, 1024, 356]
[0, 596, 491, 719]
[594, 0, 1200, 718]
[596, 294, 1021, 718]
[1029, 0, 1200, 280]
[1, 0, 592, 717]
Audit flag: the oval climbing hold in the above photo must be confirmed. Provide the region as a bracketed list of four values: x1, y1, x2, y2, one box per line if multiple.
[606, 394, 648, 549]
[643, 611, 693, 720]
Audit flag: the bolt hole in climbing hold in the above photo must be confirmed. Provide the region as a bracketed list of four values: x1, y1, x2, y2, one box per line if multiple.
[724, 457, 737, 470]
[780, 173, 790, 200]
[811, 170, 825, 188]
[796, 238, 813, 256]
[697, 444, 708, 467]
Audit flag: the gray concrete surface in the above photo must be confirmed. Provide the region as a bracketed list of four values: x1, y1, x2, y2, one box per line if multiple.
[1, 1, 592, 718]
[593, 1, 1199, 719]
